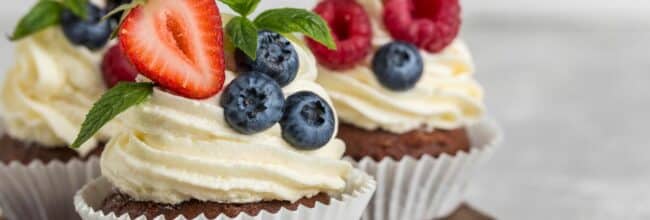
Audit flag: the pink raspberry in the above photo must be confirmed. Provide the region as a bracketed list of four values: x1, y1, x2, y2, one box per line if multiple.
[101, 44, 138, 88]
[306, 0, 372, 70]
[383, 0, 461, 53]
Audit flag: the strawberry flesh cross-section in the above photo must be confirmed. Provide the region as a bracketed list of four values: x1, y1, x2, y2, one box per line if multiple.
[119, 0, 226, 99]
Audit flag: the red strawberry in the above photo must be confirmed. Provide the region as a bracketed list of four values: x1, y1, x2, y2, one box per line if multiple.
[306, 0, 372, 70]
[119, 0, 225, 99]
[383, 0, 461, 53]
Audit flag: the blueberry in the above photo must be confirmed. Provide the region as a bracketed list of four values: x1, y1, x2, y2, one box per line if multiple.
[280, 91, 335, 150]
[220, 72, 285, 134]
[60, 3, 112, 50]
[236, 31, 299, 87]
[371, 41, 423, 91]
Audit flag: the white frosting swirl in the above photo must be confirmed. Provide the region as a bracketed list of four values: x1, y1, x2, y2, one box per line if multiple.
[101, 39, 352, 204]
[0, 28, 119, 156]
[316, 0, 485, 133]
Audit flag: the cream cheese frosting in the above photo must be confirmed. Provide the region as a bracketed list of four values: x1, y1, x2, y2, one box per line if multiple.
[316, 0, 485, 133]
[0, 28, 119, 156]
[101, 37, 352, 204]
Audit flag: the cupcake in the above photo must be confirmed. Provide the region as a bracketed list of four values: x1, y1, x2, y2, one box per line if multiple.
[0, 0, 128, 219]
[73, 0, 375, 219]
[305, 0, 502, 219]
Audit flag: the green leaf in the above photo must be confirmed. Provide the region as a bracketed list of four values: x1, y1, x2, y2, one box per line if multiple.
[104, 0, 147, 39]
[254, 8, 336, 50]
[10, 0, 64, 41]
[226, 16, 258, 60]
[219, 0, 261, 17]
[61, 0, 88, 19]
[71, 82, 154, 149]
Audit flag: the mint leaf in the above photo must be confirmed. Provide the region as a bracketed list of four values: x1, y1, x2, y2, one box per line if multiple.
[104, 0, 147, 39]
[219, 0, 261, 17]
[10, 0, 64, 41]
[71, 82, 154, 149]
[61, 0, 88, 19]
[226, 16, 258, 60]
[254, 8, 336, 49]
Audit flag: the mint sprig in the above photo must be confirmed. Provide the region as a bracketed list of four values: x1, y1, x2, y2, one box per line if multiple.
[10, 0, 89, 41]
[71, 82, 154, 149]
[226, 16, 258, 60]
[103, 0, 147, 39]
[220, 0, 260, 17]
[254, 8, 336, 49]
[10, 1, 63, 41]
[219, 0, 336, 60]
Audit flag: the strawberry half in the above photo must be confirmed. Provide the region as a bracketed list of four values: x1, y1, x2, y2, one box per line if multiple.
[119, 0, 225, 99]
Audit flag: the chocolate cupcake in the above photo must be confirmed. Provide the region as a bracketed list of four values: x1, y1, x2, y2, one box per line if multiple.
[306, 0, 502, 219]
[74, 1, 375, 219]
[0, 0, 120, 218]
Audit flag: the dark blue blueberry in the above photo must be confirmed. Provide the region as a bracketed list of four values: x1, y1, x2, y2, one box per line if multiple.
[280, 91, 335, 150]
[60, 3, 112, 50]
[236, 31, 299, 87]
[371, 41, 423, 91]
[220, 72, 285, 134]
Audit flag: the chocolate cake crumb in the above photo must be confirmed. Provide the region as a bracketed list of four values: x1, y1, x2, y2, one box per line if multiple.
[101, 191, 331, 219]
[338, 122, 471, 161]
[0, 135, 104, 165]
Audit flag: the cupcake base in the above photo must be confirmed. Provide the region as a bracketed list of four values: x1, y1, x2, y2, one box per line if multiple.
[0, 157, 101, 220]
[346, 120, 501, 220]
[0, 132, 103, 220]
[76, 170, 376, 220]
[338, 123, 470, 161]
[0, 135, 104, 165]
[101, 192, 331, 219]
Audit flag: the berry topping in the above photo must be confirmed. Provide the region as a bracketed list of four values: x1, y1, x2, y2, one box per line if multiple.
[221, 72, 285, 134]
[119, 0, 226, 99]
[281, 91, 335, 150]
[372, 41, 423, 91]
[306, 0, 372, 70]
[236, 31, 299, 87]
[101, 45, 139, 88]
[383, 0, 461, 53]
[60, 2, 112, 50]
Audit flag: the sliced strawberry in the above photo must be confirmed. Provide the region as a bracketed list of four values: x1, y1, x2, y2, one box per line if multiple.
[119, 0, 225, 99]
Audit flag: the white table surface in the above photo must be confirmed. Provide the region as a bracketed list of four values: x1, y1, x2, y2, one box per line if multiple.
[1, 1, 650, 220]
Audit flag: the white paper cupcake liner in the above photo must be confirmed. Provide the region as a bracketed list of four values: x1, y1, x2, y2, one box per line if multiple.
[75, 168, 376, 220]
[0, 158, 102, 220]
[347, 120, 502, 220]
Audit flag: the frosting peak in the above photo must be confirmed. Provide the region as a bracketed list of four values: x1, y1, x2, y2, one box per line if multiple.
[0, 28, 118, 155]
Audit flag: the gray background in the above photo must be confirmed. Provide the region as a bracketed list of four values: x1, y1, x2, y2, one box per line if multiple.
[1, 1, 649, 219]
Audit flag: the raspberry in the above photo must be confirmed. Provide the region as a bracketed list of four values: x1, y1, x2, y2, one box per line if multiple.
[306, 0, 372, 70]
[383, 0, 461, 53]
[101, 44, 138, 88]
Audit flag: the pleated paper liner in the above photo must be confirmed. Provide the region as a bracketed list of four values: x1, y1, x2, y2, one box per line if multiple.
[75, 169, 376, 220]
[347, 120, 502, 220]
[0, 158, 101, 220]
